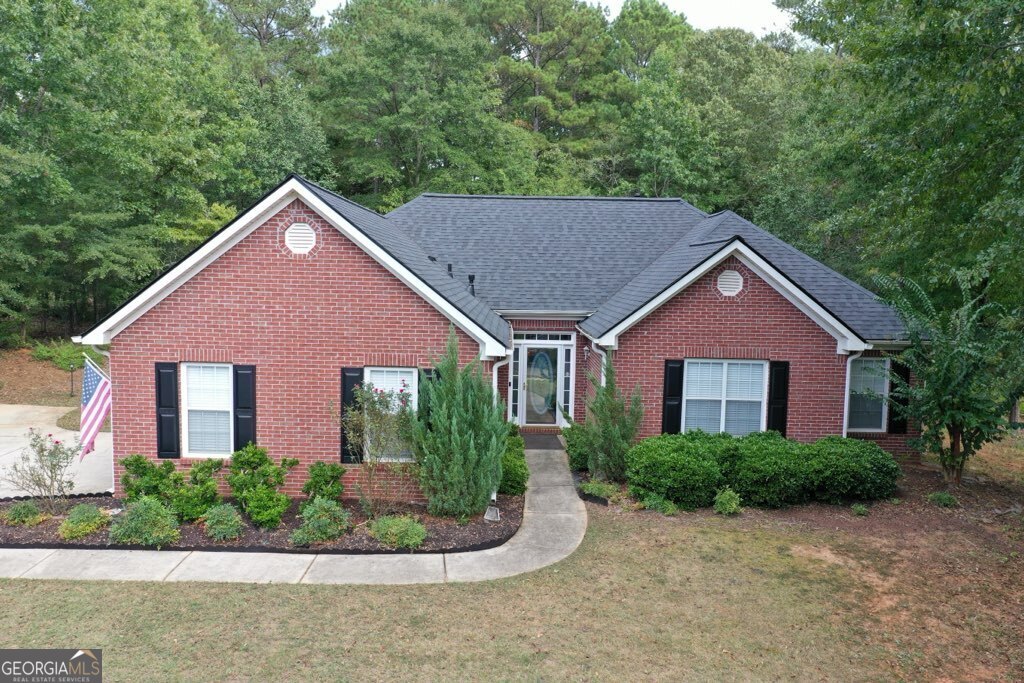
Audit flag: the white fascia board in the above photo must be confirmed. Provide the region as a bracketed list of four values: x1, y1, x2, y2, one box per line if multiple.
[76, 178, 509, 358]
[594, 240, 868, 354]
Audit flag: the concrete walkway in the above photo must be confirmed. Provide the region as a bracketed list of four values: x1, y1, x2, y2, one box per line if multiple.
[0, 449, 586, 585]
[0, 404, 114, 498]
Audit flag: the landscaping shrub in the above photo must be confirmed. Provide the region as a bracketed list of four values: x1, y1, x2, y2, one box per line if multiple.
[3, 501, 46, 526]
[625, 433, 727, 510]
[579, 479, 619, 500]
[412, 330, 506, 518]
[121, 455, 223, 521]
[562, 422, 589, 472]
[576, 355, 643, 482]
[2, 429, 79, 513]
[499, 433, 528, 495]
[290, 497, 352, 546]
[851, 503, 870, 516]
[109, 496, 180, 548]
[927, 491, 959, 508]
[713, 487, 742, 515]
[58, 504, 109, 540]
[227, 444, 298, 529]
[369, 515, 427, 549]
[301, 462, 346, 508]
[726, 431, 811, 508]
[31, 340, 105, 371]
[806, 436, 901, 503]
[200, 504, 244, 541]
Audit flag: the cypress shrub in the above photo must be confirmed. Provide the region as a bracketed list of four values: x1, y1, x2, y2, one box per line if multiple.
[412, 329, 506, 518]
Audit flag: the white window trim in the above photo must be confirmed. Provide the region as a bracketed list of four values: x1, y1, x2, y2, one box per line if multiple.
[681, 359, 769, 436]
[363, 366, 418, 462]
[180, 362, 234, 459]
[845, 357, 890, 433]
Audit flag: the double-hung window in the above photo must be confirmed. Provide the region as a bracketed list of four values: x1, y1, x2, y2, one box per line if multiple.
[364, 367, 418, 462]
[181, 363, 233, 458]
[683, 360, 767, 436]
[847, 358, 889, 431]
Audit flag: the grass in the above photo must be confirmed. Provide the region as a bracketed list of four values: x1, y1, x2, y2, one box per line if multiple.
[0, 507, 889, 681]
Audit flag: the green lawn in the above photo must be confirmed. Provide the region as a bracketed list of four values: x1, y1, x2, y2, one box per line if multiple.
[0, 508, 890, 682]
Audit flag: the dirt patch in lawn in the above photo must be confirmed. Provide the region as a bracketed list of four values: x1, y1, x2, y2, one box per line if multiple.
[0, 348, 104, 407]
[0, 494, 523, 554]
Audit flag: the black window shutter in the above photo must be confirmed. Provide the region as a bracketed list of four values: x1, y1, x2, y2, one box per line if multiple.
[340, 367, 364, 463]
[155, 362, 180, 459]
[662, 360, 685, 434]
[233, 365, 256, 450]
[767, 361, 790, 437]
[419, 368, 436, 427]
[888, 362, 911, 434]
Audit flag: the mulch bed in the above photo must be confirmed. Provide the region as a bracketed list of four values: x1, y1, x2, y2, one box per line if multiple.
[0, 494, 523, 554]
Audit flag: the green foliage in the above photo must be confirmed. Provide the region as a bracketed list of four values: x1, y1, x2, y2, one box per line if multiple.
[120, 455, 223, 521]
[579, 479, 620, 500]
[31, 341, 105, 372]
[290, 497, 352, 546]
[2, 429, 79, 513]
[851, 503, 870, 517]
[562, 423, 589, 472]
[227, 444, 297, 528]
[369, 515, 427, 550]
[713, 487, 742, 516]
[199, 503, 244, 542]
[577, 354, 644, 483]
[638, 492, 678, 516]
[499, 434, 528, 496]
[3, 501, 46, 526]
[58, 504, 109, 540]
[412, 329, 506, 518]
[878, 274, 1024, 486]
[806, 437, 901, 503]
[109, 496, 180, 548]
[625, 433, 729, 510]
[301, 462, 346, 507]
[725, 432, 811, 509]
[927, 491, 959, 509]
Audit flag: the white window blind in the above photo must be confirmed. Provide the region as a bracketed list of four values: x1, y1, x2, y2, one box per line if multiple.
[183, 364, 232, 456]
[683, 360, 766, 436]
[848, 358, 888, 431]
[365, 367, 418, 410]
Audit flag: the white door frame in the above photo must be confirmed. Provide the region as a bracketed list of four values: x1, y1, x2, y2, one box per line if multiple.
[509, 336, 575, 427]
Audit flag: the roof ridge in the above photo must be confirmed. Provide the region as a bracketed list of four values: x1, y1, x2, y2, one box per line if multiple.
[418, 192, 699, 205]
[292, 174, 389, 219]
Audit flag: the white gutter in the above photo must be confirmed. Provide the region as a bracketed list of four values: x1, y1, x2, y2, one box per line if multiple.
[842, 351, 863, 437]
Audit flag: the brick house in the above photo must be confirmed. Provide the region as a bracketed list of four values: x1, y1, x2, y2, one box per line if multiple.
[75, 175, 916, 498]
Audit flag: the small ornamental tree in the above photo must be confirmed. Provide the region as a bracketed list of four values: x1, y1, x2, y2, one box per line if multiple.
[879, 273, 1024, 486]
[580, 353, 644, 482]
[411, 329, 506, 518]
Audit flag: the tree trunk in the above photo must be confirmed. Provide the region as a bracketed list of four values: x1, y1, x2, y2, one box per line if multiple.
[944, 426, 964, 487]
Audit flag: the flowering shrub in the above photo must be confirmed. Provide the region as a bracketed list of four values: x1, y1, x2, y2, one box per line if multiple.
[1, 429, 79, 513]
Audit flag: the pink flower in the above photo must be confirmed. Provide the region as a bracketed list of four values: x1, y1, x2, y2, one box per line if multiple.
[54, 440, 61, 445]
[47, 433, 52, 437]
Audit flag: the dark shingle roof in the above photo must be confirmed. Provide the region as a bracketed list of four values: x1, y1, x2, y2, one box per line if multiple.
[296, 178, 511, 346]
[300, 178, 905, 345]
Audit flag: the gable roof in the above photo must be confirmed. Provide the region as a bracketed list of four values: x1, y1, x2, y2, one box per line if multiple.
[75, 175, 906, 356]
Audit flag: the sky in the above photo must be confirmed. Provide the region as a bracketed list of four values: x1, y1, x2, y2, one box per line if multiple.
[312, 1, 793, 37]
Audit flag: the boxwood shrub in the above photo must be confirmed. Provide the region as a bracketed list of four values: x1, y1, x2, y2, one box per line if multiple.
[726, 431, 811, 508]
[110, 496, 180, 548]
[499, 433, 528, 496]
[561, 423, 588, 472]
[624, 433, 727, 510]
[806, 436, 901, 503]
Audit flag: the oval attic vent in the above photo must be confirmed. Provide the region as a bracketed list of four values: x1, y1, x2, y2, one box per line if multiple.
[285, 223, 316, 254]
[716, 269, 743, 296]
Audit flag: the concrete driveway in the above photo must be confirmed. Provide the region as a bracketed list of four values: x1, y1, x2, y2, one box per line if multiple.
[0, 404, 114, 498]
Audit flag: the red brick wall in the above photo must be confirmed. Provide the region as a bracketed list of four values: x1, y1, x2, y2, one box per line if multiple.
[611, 257, 919, 456]
[109, 198, 484, 500]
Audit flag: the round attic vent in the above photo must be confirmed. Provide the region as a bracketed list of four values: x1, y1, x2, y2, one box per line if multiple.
[285, 222, 316, 254]
[716, 269, 744, 296]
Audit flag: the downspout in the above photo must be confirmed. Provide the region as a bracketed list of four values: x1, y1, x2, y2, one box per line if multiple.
[842, 351, 863, 437]
[591, 341, 607, 387]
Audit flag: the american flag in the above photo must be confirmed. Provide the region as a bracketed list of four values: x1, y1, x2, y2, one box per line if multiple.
[80, 356, 111, 460]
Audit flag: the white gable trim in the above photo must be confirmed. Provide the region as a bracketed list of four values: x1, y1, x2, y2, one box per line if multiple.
[588, 240, 869, 354]
[73, 178, 509, 358]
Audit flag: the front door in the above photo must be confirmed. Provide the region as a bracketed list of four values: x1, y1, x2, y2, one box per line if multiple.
[524, 346, 559, 425]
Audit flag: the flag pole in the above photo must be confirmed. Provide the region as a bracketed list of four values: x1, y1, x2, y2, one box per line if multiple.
[82, 353, 110, 381]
